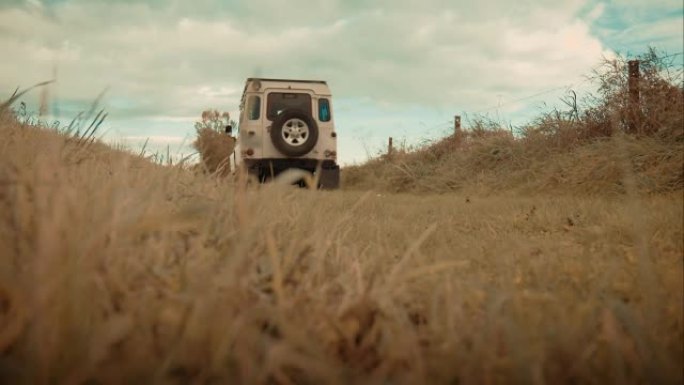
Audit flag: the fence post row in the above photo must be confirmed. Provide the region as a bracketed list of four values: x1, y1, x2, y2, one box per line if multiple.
[628, 60, 641, 134]
[382, 61, 643, 156]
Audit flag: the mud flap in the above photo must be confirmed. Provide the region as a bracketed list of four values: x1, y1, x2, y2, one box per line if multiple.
[318, 165, 340, 190]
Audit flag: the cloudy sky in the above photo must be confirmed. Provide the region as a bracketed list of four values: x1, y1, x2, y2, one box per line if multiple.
[1, 0, 682, 165]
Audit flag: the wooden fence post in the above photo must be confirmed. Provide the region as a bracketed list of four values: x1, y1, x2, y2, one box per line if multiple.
[388, 137, 393, 158]
[454, 115, 462, 145]
[628, 60, 640, 134]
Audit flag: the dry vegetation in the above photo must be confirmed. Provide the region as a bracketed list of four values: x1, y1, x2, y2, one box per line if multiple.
[0, 51, 682, 384]
[194, 127, 236, 176]
[193, 110, 236, 176]
[342, 128, 682, 195]
[343, 51, 683, 196]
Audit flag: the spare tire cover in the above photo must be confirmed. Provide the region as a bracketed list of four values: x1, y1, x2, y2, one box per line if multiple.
[270, 109, 319, 157]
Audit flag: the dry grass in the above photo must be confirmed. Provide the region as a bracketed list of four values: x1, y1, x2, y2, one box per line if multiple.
[344, 51, 683, 196]
[1, 50, 682, 384]
[1, 100, 683, 384]
[342, 132, 683, 196]
[194, 127, 236, 176]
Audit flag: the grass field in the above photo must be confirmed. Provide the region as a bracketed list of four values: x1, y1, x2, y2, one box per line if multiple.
[0, 53, 682, 384]
[1, 109, 683, 385]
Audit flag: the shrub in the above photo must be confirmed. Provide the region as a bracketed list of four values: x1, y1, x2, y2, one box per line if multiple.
[193, 109, 236, 176]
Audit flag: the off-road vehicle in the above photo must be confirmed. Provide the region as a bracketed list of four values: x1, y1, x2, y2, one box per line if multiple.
[233, 78, 340, 189]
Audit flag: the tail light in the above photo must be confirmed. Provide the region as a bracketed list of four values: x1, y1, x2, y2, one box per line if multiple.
[324, 150, 337, 158]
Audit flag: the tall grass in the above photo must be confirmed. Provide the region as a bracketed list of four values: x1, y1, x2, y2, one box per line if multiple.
[0, 49, 682, 384]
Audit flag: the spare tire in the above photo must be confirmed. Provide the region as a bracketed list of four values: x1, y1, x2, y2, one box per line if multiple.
[270, 109, 319, 157]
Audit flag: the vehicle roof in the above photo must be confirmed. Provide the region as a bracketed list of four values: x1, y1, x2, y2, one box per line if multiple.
[241, 78, 332, 106]
[246, 77, 327, 85]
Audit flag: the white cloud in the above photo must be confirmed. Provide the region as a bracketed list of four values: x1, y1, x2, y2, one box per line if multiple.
[587, 3, 605, 21]
[588, 0, 683, 56]
[613, 17, 684, 52]
[0, 0, 608, 114]
[120, 135, 188, 145]
[1, 0, 677, 164]
[147, 116, 197, 123]
[25, 0, 43, 11]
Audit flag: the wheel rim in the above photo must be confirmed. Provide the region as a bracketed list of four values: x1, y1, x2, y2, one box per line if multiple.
[281, 118, 310, 147]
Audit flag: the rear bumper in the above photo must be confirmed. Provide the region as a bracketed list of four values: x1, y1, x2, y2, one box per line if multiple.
[244, 158, 338, 174]
[244, 158, 340, 189]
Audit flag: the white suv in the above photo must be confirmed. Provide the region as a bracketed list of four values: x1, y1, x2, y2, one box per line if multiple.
[234, 78, 340, 189]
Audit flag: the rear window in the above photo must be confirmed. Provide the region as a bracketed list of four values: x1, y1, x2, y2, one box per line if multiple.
[318, 98, 331, 122]
[247, 95, 261, 120]
[267, 92, 312, 120]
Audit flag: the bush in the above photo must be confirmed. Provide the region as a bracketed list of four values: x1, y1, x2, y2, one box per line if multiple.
[193, 109, 236, 176]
